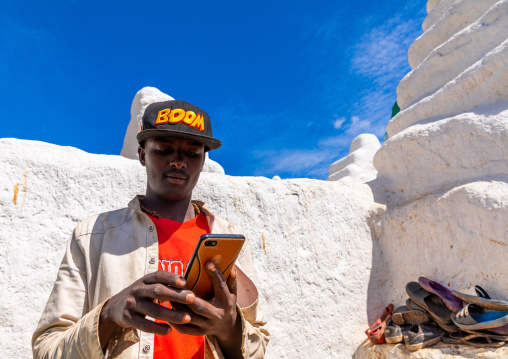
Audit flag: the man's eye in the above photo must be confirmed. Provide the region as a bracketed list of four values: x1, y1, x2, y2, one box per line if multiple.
[186, 152, 199, 158]
[155, 149, 171, 154]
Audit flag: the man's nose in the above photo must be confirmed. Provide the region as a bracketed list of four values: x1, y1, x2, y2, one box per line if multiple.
[170, 158, 186, 169]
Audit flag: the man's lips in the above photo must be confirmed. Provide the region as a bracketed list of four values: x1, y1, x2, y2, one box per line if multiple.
[165, 172, 187, 180]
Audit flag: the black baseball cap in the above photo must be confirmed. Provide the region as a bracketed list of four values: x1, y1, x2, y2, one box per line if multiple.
[136, 100, 221, 151]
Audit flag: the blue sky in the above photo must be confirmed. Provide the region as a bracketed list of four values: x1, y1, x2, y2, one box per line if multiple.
[1, 0, 426, 179]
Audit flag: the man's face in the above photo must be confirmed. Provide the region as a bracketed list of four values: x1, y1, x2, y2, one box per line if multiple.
[138, 137, 206, 201]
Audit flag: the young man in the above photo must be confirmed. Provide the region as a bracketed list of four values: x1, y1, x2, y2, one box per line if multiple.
[32, 100, 269, 359]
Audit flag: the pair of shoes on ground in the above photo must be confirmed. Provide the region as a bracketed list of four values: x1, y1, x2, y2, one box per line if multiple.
[367, 278, 508, 349]
[366, 301, 444, 351]
[384, 302, 443, 351]
[406, 278, 508, 348]
[385, 322, 444, 351]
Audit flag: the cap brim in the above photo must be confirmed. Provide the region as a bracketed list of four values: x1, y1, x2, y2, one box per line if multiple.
[136, 129, 222, 150]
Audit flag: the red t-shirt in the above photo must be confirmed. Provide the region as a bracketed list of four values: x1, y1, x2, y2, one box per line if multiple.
[147, 212, 209, 359]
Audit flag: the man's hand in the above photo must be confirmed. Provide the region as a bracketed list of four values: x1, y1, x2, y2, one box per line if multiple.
[171, 263, 243, 359]
[98, 270, 195, 349]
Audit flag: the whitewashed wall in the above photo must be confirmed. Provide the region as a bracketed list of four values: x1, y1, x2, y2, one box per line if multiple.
[0, 138, 378, 359]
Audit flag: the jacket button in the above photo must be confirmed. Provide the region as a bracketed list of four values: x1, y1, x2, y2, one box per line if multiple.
[149, 225, 154, 232]
[149, 258, 156, 264]
[143, 344, 151, 353]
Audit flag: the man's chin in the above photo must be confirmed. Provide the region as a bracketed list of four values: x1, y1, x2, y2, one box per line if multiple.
[158, 190, 192, 202]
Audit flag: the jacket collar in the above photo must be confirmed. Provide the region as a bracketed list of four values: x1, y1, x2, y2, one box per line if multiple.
[128, 195, 215, 230]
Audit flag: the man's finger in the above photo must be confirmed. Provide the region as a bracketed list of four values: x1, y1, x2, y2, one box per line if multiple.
[186, 297, 216, 318]
[143, 270, 187, 289]
[135, 300, 191, 325]
[205, 262, 229, 302]
[170, 303, 209, 327]
[138, 283, 195, 304]
[129, 313, 173, 335]
[227, 269, 238, 297]
[171, 323, 206, 336]
[172, 300, 212, 320]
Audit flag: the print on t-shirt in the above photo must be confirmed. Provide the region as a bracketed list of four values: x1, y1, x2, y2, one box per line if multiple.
[160, 259, 185, 276]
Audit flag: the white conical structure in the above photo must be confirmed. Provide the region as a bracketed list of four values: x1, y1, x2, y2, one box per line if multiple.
[120, 86, 174, 159]
[327, 134, 380, 183]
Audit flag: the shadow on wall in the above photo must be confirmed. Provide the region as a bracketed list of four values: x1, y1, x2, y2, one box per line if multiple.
[364, 202, 390, 325]
[350, 198, 390, 357]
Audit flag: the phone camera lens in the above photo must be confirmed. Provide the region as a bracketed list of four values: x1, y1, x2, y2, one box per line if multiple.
[204, 240, 217, 247]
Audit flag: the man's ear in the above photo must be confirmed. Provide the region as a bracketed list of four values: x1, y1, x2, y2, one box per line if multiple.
[138, 146, 146, 167]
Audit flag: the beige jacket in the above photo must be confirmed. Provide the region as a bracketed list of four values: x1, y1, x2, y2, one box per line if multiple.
[32, 196, 269, 359]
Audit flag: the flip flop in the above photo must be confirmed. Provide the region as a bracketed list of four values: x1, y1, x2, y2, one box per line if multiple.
[406, 298, 424, 311]
[406, 282, 454, 325]
[447, 331, 481, 341]
[419, 277, 464, 312]
[392, 305, 429, 325]
[365, 304, 393, 344]
[442, 333, 506, 348]
[461, 328, 508, 341]
[452, 286, 508, 334]
[452, 304, 508, 331]
[486, 323, 508, 335]
[435, 320, 460, 333]
[452, 290, 508, 311]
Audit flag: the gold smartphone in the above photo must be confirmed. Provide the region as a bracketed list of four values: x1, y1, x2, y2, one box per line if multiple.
[185, 234, 245, 300]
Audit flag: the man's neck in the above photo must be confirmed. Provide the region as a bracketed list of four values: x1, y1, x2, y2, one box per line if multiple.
[141, 190, 195, 223]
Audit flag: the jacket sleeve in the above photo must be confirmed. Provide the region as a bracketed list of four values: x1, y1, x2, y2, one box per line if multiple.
[236, 234, 270, 358]
[207, 225, 270, 359]
[32, 230, 106, 359]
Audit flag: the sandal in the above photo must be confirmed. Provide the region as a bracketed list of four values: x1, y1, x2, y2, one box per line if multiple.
[365, 304, 393, 344]
[452, 304, 508, 331]
[419, 277, 464, 312]
[443, 333, 506, 348]
[406, 282, 454, 325]
[452, 290, 508, 311]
